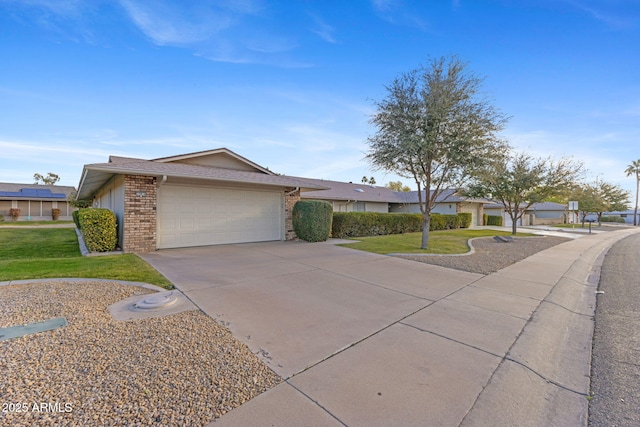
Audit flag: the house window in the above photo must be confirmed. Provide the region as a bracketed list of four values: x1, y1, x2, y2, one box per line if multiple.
[354, 202, 366, 212]
[621, 214, 627, 218]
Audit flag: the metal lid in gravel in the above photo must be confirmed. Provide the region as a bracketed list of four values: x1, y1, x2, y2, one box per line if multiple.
[133, 291, 178, 309]
[109, 289, 198, 321]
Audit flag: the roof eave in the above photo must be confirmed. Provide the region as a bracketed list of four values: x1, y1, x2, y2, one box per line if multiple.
[76, 165, 327, 200]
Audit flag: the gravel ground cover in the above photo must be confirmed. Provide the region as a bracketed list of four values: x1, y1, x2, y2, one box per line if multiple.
[0, 281, 281, 427]
[397, 236, 571, 275]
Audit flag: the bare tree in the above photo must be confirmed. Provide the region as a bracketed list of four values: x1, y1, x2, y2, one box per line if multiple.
[367, 56, 508, 248]
[466, 151, 584, 234]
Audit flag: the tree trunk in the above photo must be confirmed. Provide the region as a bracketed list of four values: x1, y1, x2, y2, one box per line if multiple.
[511, 217, 517, 235]
[635, 178, 639, 226]
[421, 214, 430, 249]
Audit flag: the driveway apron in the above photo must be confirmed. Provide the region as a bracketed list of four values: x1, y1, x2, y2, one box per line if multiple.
[141, 241, 480, 380]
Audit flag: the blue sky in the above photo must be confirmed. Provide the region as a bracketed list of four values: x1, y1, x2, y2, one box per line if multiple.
[1, 0, 639, 198]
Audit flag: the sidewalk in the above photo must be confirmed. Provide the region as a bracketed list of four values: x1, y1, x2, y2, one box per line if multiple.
[203, 227, 640, 426]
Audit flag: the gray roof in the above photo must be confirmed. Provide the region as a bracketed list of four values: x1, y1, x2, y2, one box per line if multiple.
[528, 202, 567, 211]
[396, 189, 490, 204]
[296, 178, 403, 203]
[0, 182, 76, 200]
[485, 201, 568, 211]
[77, 158, 327, 200]
[298, 182, 488, 205]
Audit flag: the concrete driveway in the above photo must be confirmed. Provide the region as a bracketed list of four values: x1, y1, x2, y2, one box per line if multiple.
[140, 230, 640, 426]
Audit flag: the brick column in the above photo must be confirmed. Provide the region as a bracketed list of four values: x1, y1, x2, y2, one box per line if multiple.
[284, 187, 300, 240]
[123, 175, 157, 253]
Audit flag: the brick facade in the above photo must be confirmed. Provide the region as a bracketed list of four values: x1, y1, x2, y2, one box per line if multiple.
[123, 175, 157, 253]
[284, 187, 300, 240]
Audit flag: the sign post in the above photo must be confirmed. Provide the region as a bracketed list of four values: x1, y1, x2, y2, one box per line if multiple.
[568, 201, 579, 229]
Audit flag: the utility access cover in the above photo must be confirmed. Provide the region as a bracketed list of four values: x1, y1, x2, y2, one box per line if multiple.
[0, 317, 67, 341]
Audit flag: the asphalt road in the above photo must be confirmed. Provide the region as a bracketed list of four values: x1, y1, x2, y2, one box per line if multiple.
[589, 232, 640, 426]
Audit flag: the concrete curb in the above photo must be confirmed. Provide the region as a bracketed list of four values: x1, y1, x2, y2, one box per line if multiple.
[75, 227, 124, 257]
[461, 227, 640, 426]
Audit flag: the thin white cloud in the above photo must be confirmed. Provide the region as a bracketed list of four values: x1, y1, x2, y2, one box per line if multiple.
[564, 0, 638, 29]
[117, 0, 234, 45]
[369, 0, 430, 31]
[503, 128, 638, 196]
[309, 14, 338, 44]
[371, 0, 401, 14]
[2, 0, 84, 17]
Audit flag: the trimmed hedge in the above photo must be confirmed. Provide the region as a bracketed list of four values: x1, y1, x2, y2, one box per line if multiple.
[458, 212, 472, 228]
[331, 212, 471, 238]
[486, 215, 503, 226]
[332, 212, 423, 238]
[600, 216, 626, 223]
[78, 208, 117, 252]
[292, 200, 333, 242]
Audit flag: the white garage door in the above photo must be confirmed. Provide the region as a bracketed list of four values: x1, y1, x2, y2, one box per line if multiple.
[158, 184, 283, 249]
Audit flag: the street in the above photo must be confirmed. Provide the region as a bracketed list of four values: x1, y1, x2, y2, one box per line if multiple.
[589, 232, 640, 426]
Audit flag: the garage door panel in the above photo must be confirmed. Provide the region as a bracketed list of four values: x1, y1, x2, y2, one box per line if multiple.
[158, 185, 283, 249]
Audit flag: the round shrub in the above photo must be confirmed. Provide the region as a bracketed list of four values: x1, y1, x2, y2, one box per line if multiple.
[293, 200, 333, 242]
[458, 212, 472, 228]
[78, 208, 117, 252]
[486, 215, 503, 226]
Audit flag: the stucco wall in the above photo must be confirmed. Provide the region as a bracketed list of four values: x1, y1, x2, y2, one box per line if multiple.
[329, 200, 389, 213]
[93, 174, 125, 248]
[0, 199, 75, 220]
[390, 203, 457, 214]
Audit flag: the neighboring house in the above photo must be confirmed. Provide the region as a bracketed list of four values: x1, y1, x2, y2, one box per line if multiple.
[298, 181, 488, 226]
[484, 201, 575, 227]
[585, 210, 639, 224]
[0, 182, 76, 221]
[76, 148, 326, 253]
[389, 189, 489, 227]
[298, 178, 399, 213]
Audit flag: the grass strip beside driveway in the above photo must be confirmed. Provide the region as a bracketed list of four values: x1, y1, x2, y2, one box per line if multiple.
[0, 228, 173, 288]
[338, 229, 531, 254]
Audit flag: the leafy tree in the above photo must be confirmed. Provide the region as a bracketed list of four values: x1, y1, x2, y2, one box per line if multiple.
[597, 182, 630, 220]
[625, 159, 640, 226]
[466, 151, 584, 234]
[570, 184, 600, 225]
[385, 181, 412, 192]
[33, 172, 60, 185]
[67, 190, 92, 208]
[366, 56, 508, 248]
[571, 182, 629, 225]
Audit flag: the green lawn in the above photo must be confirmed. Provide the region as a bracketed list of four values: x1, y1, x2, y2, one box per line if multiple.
[0, 228, 173, 288]
[338, 228, 531, 254]
[0, 220, 74, 226]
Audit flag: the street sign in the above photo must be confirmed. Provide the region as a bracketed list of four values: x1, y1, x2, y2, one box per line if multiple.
[569, 201, 579, 211]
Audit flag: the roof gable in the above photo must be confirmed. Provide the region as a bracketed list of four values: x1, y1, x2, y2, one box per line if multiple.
[153, 148, 273, 174]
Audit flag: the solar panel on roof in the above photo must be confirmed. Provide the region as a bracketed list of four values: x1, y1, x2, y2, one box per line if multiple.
[0, 188, 66, 199]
